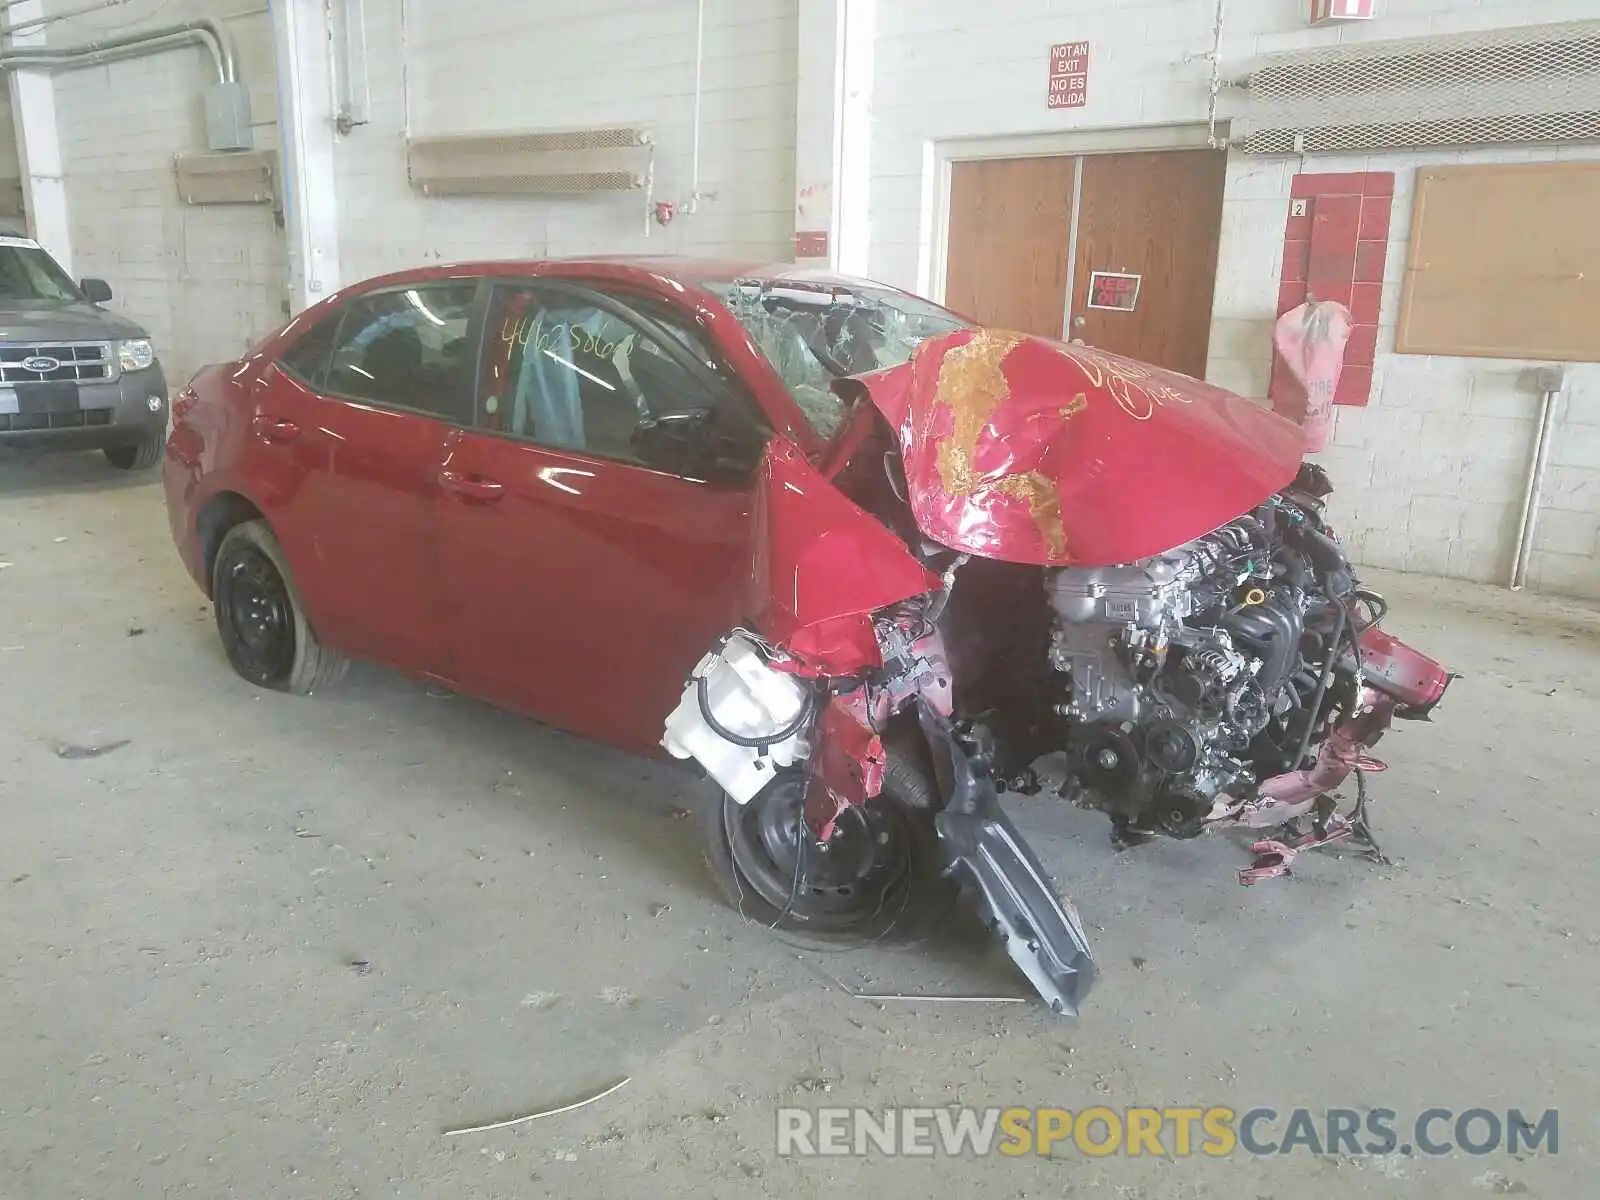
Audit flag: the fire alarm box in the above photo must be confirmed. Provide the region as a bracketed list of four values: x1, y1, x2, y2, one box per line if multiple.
[1311, 0, 1375, 23]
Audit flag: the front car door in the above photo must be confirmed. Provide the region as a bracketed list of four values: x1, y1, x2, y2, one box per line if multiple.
[435, 280, 765, 753]
[249, 280, 480, 675]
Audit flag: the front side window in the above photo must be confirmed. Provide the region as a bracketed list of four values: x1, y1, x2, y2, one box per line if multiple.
[324, 283, 477, 419]
[477, 286, 716, 466]
[703, 279, 969, 439]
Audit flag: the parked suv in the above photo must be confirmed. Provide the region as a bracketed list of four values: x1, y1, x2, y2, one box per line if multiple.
[0, 230, 167, 469]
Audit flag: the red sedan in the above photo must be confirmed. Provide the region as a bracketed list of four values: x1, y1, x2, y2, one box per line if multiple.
[164, 257, 1449, 1015]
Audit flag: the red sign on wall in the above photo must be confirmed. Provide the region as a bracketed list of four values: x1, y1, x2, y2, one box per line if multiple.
[1048, 42, 1089, 110]
[1311, 0, 1375, 22]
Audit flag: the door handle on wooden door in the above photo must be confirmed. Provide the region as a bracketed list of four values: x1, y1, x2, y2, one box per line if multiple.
[437, 470, 506, 502]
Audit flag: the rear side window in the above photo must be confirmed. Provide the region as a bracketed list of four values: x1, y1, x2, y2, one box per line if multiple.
[323, 283, 478, 420]
[277, 312, 341, 389]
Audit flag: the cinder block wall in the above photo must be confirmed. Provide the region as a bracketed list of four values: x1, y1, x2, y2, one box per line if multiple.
[334, 0, 800, 282]
[29, 0, 1600, 600]
[861, 0, 1600, 600]
[44, 0, 286, 388]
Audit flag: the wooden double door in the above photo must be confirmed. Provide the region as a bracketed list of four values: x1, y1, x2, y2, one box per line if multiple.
[944, 149, 1227, 379]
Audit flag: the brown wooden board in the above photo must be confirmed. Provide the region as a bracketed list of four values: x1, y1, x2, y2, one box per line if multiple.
[1397, 162, 1600, 362]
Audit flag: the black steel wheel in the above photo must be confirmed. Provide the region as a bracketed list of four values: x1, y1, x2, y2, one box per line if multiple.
[212, 520, 348, 694]
[700, 732, 953, 939]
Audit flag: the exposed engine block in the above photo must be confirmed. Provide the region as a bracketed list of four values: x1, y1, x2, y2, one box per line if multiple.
[1046, 517, 1309, 840]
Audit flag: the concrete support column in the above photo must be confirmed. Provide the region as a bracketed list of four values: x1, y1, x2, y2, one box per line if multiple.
[792, 0, 874, 274]
[792, 0, 843, 268]
[835, 0, 876, 277]
[5, 0, 73, 272]
[270, 0, 344, 312]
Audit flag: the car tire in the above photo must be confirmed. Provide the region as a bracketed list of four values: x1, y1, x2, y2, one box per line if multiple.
[212, 519, 348, 695]
[700, 727, 956, 941]
[104, 433, 164, 470]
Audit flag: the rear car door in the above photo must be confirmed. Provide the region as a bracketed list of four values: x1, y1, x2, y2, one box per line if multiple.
[435, 280, 764, 752]
[249, 280, 480, 675]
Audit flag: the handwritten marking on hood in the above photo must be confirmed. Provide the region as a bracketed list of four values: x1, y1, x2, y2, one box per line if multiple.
[1055, 343, 1192, 421]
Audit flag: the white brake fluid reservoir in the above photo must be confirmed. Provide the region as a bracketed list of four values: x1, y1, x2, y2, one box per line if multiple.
[661, 633, 812, 804]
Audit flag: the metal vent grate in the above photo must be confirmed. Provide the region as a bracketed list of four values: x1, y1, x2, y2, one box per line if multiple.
[0, 343, 113, 384]
[1232, 20, 1600, 154]
[408, 126, 653, 198]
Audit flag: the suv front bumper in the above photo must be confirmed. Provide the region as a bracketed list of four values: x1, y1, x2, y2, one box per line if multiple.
[0, 365, 169, 450]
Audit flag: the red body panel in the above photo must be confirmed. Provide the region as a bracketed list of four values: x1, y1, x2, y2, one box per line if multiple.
[432, 428, 754, 752]
[860, 328, 1306, 566]
[245, 366, 455, 674]
[1357, 623, 1452, 710]
[746, 440, 938, 676]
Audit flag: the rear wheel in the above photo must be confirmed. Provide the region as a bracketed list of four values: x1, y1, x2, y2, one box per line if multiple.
[104, 432, 164, 470]
[212, 519, 348, 694]
[700, 733, 953, 940]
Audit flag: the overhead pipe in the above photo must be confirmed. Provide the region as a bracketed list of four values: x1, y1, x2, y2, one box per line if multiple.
[0, 18, 239, 84]
[3, 0, 131, 40]
[1509, 365, 1569, 591]
[683, 0, 709, 213]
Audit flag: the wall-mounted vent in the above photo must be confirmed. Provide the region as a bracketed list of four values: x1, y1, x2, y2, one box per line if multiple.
[1231, 19, 1600, 155]
[406, 126, 653, 198]
[174, 150, 277, 205]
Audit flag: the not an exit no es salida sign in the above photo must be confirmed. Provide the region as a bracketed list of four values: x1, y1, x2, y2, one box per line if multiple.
[1048, 42, 1089, 110]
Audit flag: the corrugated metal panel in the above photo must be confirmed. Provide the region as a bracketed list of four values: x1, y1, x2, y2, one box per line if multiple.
[1231, 20, 1600, 155]
[407, 126, 654, 197]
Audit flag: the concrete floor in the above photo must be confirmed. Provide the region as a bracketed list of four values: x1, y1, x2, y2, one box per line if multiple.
[1, 449, 1595, 1199]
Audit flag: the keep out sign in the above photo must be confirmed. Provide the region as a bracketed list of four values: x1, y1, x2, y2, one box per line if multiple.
[1048, 42, 1089, 110]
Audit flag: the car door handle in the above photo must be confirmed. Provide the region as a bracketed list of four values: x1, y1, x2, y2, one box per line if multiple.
[437, 470, 506, 502]
[251, 416, 300, 443]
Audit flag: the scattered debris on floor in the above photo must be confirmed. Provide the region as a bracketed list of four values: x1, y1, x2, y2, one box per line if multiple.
[54, 739, 130, 760]
[442, 1076, 631, 1138]
[127, 628, 146, 638]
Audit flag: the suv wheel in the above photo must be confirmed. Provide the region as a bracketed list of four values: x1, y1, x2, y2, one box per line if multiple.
[104, 432, 164, 470]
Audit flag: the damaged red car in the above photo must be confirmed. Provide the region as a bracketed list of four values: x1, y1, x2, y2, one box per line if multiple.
[163, 258, 1452, 1016]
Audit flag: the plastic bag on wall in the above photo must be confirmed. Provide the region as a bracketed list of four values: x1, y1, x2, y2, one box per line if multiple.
[1272, 300, 1353, 454]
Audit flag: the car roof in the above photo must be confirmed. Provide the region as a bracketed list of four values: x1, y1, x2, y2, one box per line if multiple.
[344, 255, 887, 296]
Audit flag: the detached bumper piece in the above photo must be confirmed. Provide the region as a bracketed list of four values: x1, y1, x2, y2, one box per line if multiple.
[919, 706, 1098, 1016]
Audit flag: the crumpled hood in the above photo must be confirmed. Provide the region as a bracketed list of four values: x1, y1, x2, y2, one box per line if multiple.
[856, 328, 1306, 567]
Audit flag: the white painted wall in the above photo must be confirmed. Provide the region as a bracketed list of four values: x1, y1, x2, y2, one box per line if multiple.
[332, 0, 799, 283]
[37, 0, 286, 385]
[855, 0, 1600, 600]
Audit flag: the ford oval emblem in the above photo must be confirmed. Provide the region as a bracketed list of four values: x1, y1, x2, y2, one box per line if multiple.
[21, 355, 60, 373]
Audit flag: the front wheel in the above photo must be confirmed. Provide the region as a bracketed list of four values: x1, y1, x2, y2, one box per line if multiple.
[700, 735, 954, 940]
[212, 519, 348, 694]
[103, 432, 164, 470]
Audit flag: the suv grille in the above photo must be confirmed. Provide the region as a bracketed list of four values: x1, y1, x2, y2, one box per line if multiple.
[0, 342, 114, 384]
[0, 409, 113, 431]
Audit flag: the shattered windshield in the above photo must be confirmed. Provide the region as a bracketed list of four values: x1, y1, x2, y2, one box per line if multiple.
[705, 278, 969, 439]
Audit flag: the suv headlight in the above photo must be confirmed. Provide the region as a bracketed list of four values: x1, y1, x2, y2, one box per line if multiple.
[117, 339, 155, 372]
